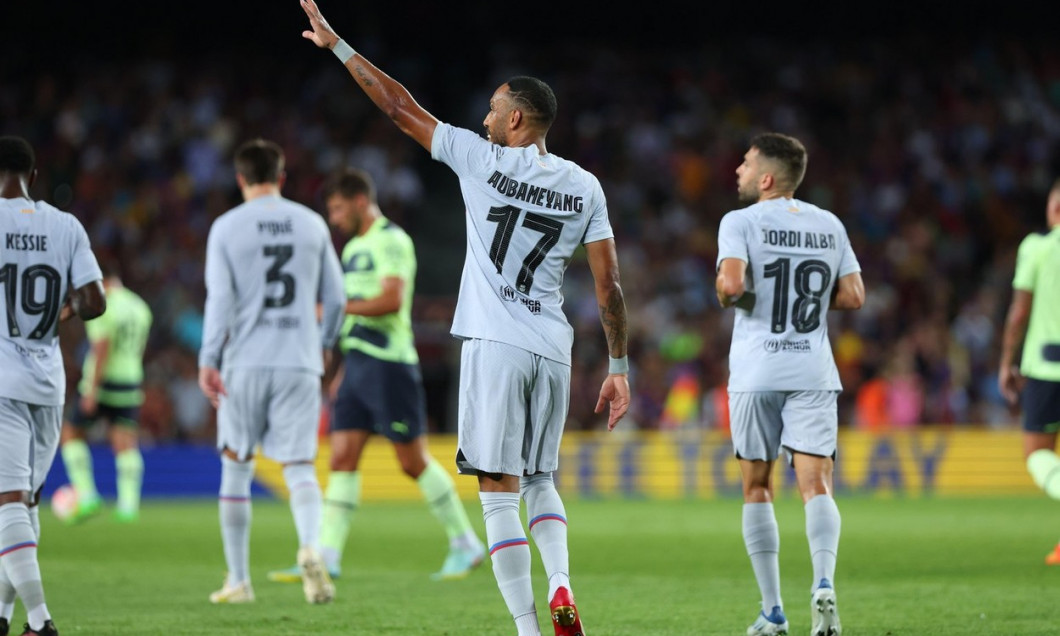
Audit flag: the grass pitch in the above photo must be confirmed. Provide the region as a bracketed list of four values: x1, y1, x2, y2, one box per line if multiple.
[22, 496, 1060, 634]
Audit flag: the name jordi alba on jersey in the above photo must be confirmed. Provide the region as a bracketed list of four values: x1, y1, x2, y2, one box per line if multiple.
[717, 198, 860, 392]
[431, 123, 614, 366]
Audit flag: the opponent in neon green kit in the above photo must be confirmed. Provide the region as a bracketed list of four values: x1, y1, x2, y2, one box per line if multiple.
[1000, 178, 1060, 564]
[60, 261, 152, 523]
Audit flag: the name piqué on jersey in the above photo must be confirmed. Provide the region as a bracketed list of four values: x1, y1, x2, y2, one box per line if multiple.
[257, 219, 293, 235]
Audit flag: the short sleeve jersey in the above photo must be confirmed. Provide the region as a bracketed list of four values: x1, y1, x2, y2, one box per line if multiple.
[716, 198, 861, 392]
[199, 195, 345, 374]
[79, 285, 153, 407]
[1012, 226, 1060, 381]
[431, 123, 614, 365]
[0, 197, 103, 406]
[339, 217, 419, 364]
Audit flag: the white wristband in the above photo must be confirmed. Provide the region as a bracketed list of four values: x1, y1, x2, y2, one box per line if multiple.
[332, 39, 356, 64]
[608, 356, 629, 375]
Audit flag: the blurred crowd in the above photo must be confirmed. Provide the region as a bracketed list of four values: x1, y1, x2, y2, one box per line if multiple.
[2, 33, 1058, 441]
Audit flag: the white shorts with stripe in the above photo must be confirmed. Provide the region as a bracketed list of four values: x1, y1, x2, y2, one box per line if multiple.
[0, 398, 62, 493]
[456, 339, 571, 476]
[728, 390, 839, 461]
[217, 368, 321, 463]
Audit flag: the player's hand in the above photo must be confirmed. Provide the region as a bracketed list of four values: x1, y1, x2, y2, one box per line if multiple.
[595, 373, 631, 431]
[198, 366, 228, 409]
[59, 297, 75, 322]
[999, 364, 1023, 406]
[300, 0, 340, 50]
[80, 392, 98, 416]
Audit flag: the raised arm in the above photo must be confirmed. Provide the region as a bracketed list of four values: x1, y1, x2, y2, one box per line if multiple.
[585, 238, 630, 431]
[300, 0, 439, 151]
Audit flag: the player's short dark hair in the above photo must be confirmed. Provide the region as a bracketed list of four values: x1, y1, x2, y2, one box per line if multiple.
[751, 132, 807, 192]
[321, 168, 376, 203]
[506, 76, 557, 130]
[1051, 177, 1060, 195]
[233, 138, 285, 186]
[0, 136, 35, 174]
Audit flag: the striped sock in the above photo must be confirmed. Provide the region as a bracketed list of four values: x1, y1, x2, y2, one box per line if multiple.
[521, 473, 570, 600]
[219, 456, 254, 586]
[0, 503, 50, 630]
[480, 492, 538, 636]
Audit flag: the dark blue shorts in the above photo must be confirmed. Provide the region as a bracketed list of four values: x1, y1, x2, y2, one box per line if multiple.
[1023, 378, 1060, 434]
[331, 349, 426, 443]
[71, 399, 140, 428]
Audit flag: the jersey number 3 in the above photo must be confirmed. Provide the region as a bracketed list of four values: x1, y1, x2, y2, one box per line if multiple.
[263, 245, 295, 308]
[485, 205, 563, 294]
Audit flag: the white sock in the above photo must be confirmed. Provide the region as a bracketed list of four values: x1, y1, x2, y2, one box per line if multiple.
[219, 456, 254, 587]
[805, 495, 841, 590]
[743, 502, 782, 613]
[521, 473, 571, 600]
[283, 463, 322, 550]
[480, 492, 539, 636]
[0, 564, 15, 621]
[0, 503, 50, 630]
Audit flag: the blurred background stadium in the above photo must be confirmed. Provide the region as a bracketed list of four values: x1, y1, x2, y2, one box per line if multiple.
[3, 1, 1058, 499]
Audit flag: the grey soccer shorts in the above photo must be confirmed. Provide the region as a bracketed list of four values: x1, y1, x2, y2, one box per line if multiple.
[455, 339, 571, 477]
[0, 398, 62, 493]
[728, 390, 839, 461]
[217, 368, 321, 463]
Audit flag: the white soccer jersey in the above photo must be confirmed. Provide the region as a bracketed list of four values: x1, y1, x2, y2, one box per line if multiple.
[0, 197, 102, 405]
[199, 195, 345, 374]
[431, 123, 614, 365]
[716, 197, 861, 391]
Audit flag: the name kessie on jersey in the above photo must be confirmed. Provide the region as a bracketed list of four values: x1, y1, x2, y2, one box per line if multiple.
[760, 228, 837, 250]
[486, 171, 583, 213]
[6, 233, 48, 251]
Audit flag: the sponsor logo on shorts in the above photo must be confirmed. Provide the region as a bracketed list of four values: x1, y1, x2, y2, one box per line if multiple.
[764, 339, 811, 353]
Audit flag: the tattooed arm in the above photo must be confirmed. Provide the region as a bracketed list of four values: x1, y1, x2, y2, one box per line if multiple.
[300, 0, 439, 151]
[586, 238, 630, 430]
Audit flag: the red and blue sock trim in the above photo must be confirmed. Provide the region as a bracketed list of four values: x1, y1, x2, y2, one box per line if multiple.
[0, 541, 36, 557]
[489, 538, 529, 556]
[529, 513, 567, 530]
[218, 495, 250, 502]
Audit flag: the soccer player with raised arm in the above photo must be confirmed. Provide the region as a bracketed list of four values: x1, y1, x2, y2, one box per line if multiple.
[716, 133, 864, 636]
[60, 259, 153, 524]
[300, 3, 630, 634]
[999, 178, 1060, 564]
[0, 135, 106, 636]
[198, 139, 346, 606]
[267, 168, 485, 584]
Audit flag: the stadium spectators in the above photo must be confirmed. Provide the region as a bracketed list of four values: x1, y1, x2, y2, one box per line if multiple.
[3, 34, 1057, 436]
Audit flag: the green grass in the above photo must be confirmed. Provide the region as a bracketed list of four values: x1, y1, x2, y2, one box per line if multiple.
[19, 496, 1060, 634]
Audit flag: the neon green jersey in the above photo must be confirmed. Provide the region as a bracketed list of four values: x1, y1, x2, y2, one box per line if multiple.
[78, 285, 153, 406]
[339, 218, 418, 364]
[1013, 226, 1060, 381]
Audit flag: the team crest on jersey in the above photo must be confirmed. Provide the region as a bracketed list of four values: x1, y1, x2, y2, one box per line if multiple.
[499, 285, 518, 301]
